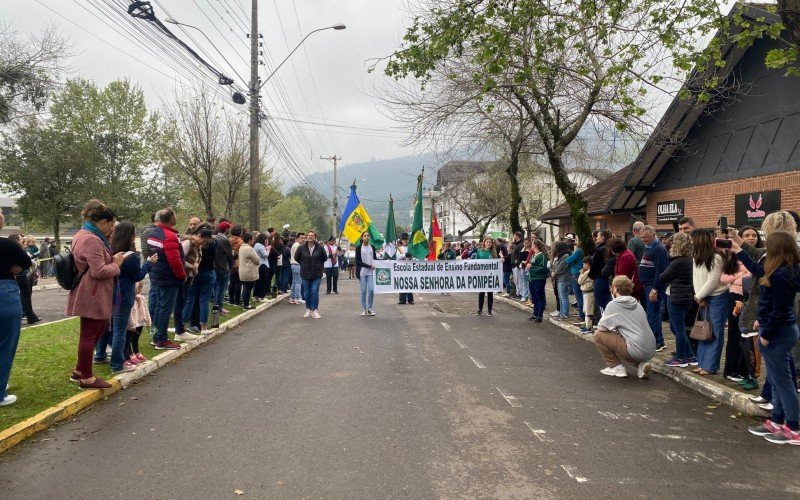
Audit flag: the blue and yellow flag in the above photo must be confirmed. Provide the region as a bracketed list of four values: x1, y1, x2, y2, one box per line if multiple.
[339, 184, 383, 248]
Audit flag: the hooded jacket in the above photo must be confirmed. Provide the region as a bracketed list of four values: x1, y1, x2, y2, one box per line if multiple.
[146, 223, 186, 286]
[597, 295, 657, 362]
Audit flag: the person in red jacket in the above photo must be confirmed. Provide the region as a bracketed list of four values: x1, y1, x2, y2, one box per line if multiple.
[610, 238, 643, 301]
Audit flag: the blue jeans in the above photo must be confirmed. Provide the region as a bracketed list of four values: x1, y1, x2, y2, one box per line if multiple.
[278, 266, 290, 292]
[183, 270, 216, 325]
[762, 357, 798, 401]
[110, 306, 133, 371]
[643, 285, 665, 345]
[518, 272, 530, 300]
[571, 275, 584, 320]
[94, 329, 111, 361]
[529, 279, 547, 319]
[291, 264, 302, 300]
[760, 323, 800, 428]
[153, 284, 180, 342]
[359, 274, 374, 310]
[557, 280, 571, 316]
[696, 292, 730, 373]
[0, 280, 23, 401]
[302, 277, 321, 310]
[148, 283, 158, 330]
[594, 277, 611, 313]
[214, 270, 230, 310]
[503, 271, 512, 293]
[667, 298, 695, 360]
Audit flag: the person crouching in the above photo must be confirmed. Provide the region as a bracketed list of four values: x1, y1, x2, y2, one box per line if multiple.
[593, 275, 656, 379]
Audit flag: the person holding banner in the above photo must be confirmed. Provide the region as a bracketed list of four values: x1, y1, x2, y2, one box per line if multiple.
[474, 237, 499, 317]
[356, 231, 378, 316]
[397, 233, 414, 305]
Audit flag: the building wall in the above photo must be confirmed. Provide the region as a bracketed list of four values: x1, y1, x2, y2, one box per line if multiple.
[553, 214, 634, 242]
[646, 170, 800, 230]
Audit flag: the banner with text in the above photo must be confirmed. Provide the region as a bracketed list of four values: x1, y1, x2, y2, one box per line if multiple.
[373, 259, 503, 294]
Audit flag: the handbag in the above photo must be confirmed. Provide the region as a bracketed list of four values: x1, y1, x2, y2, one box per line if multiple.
[689, 302, 713, 342]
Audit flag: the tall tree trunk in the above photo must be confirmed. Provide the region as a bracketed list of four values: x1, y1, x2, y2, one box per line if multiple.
[547, 152, 595, 255]
[778, 0, 800, 48]
[506, 153, 523, 234]
[479, 213, 497, 240]
[53, 217, 61, 251]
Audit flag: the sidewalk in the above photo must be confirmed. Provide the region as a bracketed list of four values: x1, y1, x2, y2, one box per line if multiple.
[496, 292, 768, 417]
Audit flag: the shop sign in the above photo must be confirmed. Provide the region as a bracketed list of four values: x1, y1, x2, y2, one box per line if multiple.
[656, 199, 685, 224]
[735, 190, 781, 227]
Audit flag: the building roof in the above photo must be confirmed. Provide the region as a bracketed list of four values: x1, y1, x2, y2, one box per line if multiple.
[539, 164, 635, 220]
[434, 161, 497, 189]
[606, 4, 782, 213]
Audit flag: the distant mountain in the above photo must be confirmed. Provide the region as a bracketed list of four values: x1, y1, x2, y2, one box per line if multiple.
[299, 153, 442, 229]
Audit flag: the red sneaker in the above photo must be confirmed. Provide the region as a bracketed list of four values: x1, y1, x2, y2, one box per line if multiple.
[134, 353, 147, 363]
[154, 340, 181, 350]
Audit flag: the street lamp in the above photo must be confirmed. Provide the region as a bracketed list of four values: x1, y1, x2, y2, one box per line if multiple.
[259, 23, 346, 90]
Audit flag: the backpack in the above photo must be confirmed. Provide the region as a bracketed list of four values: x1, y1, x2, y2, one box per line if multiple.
[52, 250, 85, 291]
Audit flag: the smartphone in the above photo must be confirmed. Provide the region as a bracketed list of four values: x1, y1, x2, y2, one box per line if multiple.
[718, 216, 728, 235]
[714, 238, 732, 249]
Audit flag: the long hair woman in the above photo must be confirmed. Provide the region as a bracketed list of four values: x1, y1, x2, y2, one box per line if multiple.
[550, 241, 572, 319]
[526, 240, 549, 322]
[474, 237, 498, 316]
[108, 221, 155, 373]
[658, 232, 696, 367]
[590, 230, 612, 313]
[253, 232, 270, 300]
[738, 232, 800, 445]
[67, 200, 125, 389]
[355, 231, 378, 316]
[691, 229, 730, 376]
[721, 248, 751, 382]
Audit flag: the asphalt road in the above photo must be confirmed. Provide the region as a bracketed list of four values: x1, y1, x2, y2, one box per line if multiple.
[2, 281, 798, 499]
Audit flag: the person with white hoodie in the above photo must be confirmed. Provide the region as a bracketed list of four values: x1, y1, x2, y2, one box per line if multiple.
[593, 275, 656, 379]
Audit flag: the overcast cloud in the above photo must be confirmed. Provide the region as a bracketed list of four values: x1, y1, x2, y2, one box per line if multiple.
[2, 0, 422, 187]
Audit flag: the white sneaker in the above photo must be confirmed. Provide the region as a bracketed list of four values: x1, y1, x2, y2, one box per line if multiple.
[748, 395, 768, 404]
[367, 309, 375, 316]
[174, 332, 199, 342]
[600, 365, 627, 378]
[167, 327, 176, 333]
[312, 310, 321, 319]
[304, 309, 312, 318]
[550, 310, 560, 317]
[759, 402, 774, 411]
[0, 394, 17, 406]
[637, 362, 652, 379]
[297, 299, 306, 304]
[200, 329, 212, 335]
[361, 310, 366, 316]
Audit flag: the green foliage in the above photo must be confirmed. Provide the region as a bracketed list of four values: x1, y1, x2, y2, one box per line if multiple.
[285, 184, 329, 234]
[0, 120, 101, 243]
[262, 195, 313, 233]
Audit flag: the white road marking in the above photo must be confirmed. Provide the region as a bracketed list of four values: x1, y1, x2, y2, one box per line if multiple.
[440, 322, 451, 331]
[649, 434, 686, 440]
[524, 422, 553, 442]
[468, 355, 486, 369]
[496, 387, 522, 408]
[598, 411, 658, 422]
[560, 465, 588, 483]
[659, 450, 732, 466]
[454, 338, 467, 349]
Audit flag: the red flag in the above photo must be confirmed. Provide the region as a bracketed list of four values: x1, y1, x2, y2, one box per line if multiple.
[428, 199, 443, 260]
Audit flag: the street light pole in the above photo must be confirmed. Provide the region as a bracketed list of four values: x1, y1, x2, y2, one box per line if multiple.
[248, 0, 260, 231]
[320, 155, 341, 237]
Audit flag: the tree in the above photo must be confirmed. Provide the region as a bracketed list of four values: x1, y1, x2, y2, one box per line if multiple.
[0, 120, 100, 247]
[381, 0, 748, 254]
[286, 184, 329, 234]
[0, 23, 69, 125]
[441, 163, 511, 238]
[262, 195, 313, 233]
[48, 78, 162, 222]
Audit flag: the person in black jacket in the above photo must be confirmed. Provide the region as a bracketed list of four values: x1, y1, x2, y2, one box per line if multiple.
[658, 232, 696, 367]
[294, 230, 327, 319]
[589, 230, 611, 313]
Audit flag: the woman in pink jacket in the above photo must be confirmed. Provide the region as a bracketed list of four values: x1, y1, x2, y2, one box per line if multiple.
[67, 200, 125, 389]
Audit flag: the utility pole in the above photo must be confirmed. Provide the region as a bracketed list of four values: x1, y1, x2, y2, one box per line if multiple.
[248, 0, 260, 231]
[320, 155, 341, 238]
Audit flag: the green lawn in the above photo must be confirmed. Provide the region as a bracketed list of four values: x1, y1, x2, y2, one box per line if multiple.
[1, 304, 247, 432]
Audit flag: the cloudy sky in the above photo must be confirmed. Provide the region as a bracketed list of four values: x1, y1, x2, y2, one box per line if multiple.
[3, 0, 422, 190]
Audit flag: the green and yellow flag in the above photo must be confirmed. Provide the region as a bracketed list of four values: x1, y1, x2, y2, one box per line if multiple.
[408, 171, 429, 260]
[339, 183, 383, 248]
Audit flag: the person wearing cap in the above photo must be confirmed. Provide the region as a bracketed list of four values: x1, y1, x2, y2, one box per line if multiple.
[213, 221, 233, 314]
[397, 233, 414, 304]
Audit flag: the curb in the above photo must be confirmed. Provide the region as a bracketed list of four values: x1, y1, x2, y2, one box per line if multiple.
[495, 295, 768, 418]
[0, 295, 286, 454]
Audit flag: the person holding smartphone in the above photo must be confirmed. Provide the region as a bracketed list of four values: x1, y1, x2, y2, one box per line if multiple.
[355, 231, 378, 316]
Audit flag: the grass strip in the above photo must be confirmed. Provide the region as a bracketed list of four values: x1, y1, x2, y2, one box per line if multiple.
[1, 304, 248, 431]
